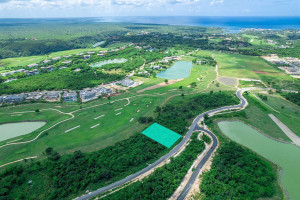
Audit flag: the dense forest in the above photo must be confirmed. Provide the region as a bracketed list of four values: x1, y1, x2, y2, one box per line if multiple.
[103, 133, 205, 200]
[155, 91, 239, 135]
[200, 141, 276, 199]
[0, 134, 167, 200]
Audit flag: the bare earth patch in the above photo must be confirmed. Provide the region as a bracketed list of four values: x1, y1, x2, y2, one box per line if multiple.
[217, 76, 237, 86]
[137, 78, 183, 93]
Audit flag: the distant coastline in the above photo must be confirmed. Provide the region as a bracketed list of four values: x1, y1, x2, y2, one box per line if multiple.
[0, 16, 299, 33]
[98, 16, 300, 32]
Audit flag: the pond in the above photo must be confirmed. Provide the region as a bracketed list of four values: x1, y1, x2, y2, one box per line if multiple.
[0, 121, 46, 142]
[218, 121, 300, 200]
[156, 61, 193, 80]
[90, 58, 127, 68]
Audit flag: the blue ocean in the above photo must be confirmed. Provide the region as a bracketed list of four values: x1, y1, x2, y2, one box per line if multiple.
[1, 17, 299, 32]
[97, 16, 300, 32]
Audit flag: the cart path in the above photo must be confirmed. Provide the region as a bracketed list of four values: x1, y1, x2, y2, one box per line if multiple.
[269, 114, 300, 147]
[76, 89, 248, 200]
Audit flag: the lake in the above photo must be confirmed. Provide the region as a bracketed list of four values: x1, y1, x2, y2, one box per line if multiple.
[90, 58, 127, 68]
[0, 121, 46, 142]
[156, 61, 193, 80]
[218, 121, 300, 200]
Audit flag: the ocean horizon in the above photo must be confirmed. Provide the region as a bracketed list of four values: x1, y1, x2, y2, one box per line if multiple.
[0, 16, 300, 32]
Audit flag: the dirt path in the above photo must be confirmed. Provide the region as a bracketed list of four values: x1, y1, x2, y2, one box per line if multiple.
[269, 114, 300, 147]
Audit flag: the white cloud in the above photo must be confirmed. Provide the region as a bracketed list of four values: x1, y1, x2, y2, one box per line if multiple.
[0, 0, 203, 10]
[210, 0, 224, 5]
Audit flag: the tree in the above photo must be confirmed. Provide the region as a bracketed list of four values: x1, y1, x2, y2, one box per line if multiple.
[35, 109, 40, 113]
[155, 106, 161, 113]
[179, 86, 183, 90]
[164, 79, 168, 84]
[190, 82, 197, 88]
[204, 114, 209, 120]
[45, 147, 53, 155]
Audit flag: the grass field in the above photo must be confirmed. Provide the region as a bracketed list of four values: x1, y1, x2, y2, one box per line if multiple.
[0, 56, 218, 166]
[241, 34, 273, 46]
[0, 49, 297, 169]
[0, 94, 171, 166]
[255, 93, 300, 136]
[210, 52, 299, 90]
[0, 47, 107, 72]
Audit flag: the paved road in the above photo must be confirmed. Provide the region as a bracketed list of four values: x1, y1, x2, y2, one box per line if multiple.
[176, 89, 247, 200]
[176, 126, 218, 200]
[76, 89, 247, 200]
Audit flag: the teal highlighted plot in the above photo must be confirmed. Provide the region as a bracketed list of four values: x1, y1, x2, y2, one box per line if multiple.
[142, 123, 181, 148]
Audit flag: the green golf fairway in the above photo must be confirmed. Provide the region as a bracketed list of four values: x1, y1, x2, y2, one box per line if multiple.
[218, 121, 300, 200]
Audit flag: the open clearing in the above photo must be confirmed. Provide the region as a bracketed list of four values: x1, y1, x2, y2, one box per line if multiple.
[217, 76, 237, 86]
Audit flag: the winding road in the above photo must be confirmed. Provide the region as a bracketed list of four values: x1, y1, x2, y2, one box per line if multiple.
[76, 89, 248, 200]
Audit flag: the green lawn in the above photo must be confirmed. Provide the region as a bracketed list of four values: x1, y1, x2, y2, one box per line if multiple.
[0, 94, 169, 166]
[211, 52, 299, 90]
[256, 93, 300, 136]
[241, 34, 273, 46]
[0, 47, 107, 72]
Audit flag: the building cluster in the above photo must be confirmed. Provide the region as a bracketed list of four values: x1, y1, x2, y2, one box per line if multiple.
[263, 54, 300, 78]
[1, 44, 130, 78]
[80, 87, 113, 102]
[1, 66, 55, 77]
[0, 84, 121, 105]
[150, 65, 161, 70]
[0, 91, 62, 104]
[116, 78, 140, 88]
[160, 56, 180, 63]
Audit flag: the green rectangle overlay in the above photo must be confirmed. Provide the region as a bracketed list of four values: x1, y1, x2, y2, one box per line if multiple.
[142, 123, 181, 148]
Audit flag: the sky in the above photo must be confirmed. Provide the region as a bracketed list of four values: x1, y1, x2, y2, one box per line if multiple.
[0, 0, 299, 18]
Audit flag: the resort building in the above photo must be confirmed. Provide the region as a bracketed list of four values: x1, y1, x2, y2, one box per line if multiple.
[84, 55, 91, 60]
[27, 63, 39, 68]
[80, 90, 96, 102]
[44, 91, 61, 102]
[52, 57, 61, 61]
[43, 60, 51, 64]
[117, 78, 135, 87]
[63, 91, 78, 102]
[62, 60, 72, 64]
[25, 92, 44, 101]
[3, 94, 26, 104]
